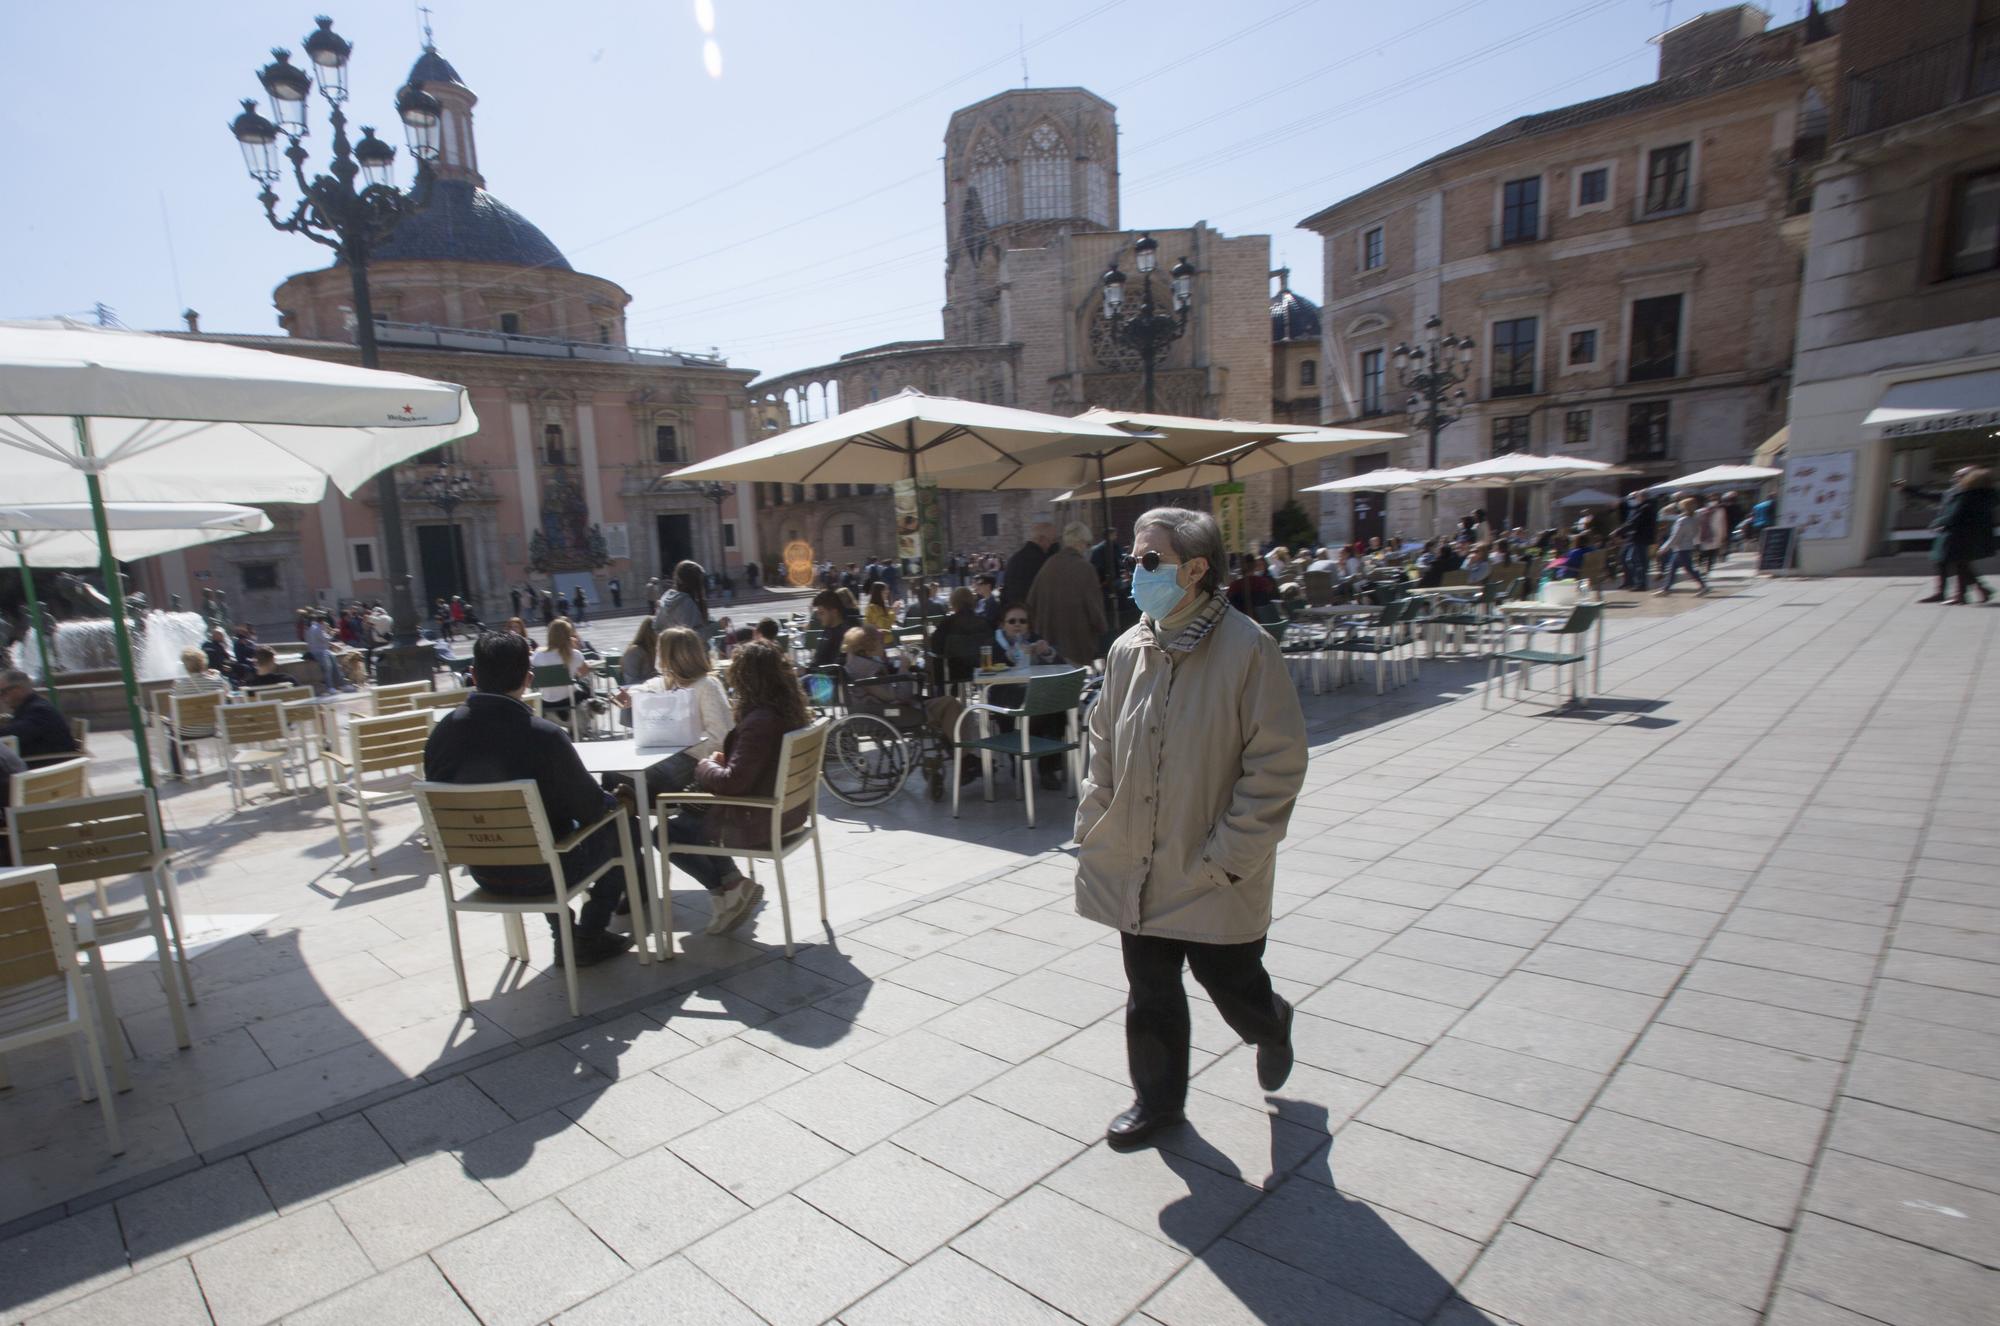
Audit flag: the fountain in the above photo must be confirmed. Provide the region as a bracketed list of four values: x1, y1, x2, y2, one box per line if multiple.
[9, 573, 211, 729]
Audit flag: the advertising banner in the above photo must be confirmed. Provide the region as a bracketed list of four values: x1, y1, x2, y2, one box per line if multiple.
[1212, 481, 1248, 555]
[1781, 451, 1855, 541]
[893, 477, 943, 572]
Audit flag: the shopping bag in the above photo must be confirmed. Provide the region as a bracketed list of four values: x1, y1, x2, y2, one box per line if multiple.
[632, 687, 702, 750]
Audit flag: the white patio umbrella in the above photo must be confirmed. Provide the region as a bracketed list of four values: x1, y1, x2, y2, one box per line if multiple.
[1554, 487, 1623, 507]
[1053, 415, 1403, 503]
[1300, 467, 1456, 495]
[0, 503, 273, 704]
[0, 319, 477, 786]
[1432, 454, 1637, 533]
[1646, 464, 1783, 492]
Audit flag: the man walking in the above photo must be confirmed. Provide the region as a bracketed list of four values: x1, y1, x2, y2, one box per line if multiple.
[1616, 489, 1659, 591]
[1075, 507, 1308, 1149]
[608, 577, 622, 610]
[1002, 521, 1057, 610]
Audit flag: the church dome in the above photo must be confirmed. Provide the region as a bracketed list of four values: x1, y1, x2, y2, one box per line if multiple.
[365, 178, 572, 271]
[1270, 270, 1321, 343]
[408, 47, 466, 88]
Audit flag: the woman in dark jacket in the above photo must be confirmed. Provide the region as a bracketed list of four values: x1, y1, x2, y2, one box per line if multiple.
[662, 641, 813, 935]
[1898, 468, 1996, 604]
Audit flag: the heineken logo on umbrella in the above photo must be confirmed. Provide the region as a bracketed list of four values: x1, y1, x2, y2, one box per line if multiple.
[387, 403, 432, 424]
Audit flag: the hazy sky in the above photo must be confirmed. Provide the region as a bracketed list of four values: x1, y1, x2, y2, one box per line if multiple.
[1, 0, 1798, 383]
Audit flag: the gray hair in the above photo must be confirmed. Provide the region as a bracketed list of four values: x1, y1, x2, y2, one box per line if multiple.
[1134, 507, 1225, 595]
[1060, 521, 1093, 554]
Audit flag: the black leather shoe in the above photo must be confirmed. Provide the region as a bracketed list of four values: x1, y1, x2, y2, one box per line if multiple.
[570, 929, 635, 967]
[1106, 1103, 1184, 1150]
[1257, 998, 1296, 1092]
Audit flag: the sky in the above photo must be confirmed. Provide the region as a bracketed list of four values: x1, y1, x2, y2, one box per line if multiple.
[0, 0, 1819, 384]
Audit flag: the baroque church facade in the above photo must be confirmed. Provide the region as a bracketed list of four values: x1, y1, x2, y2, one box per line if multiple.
[139, 42, 757, 628]
[748, 88, 1305, 569]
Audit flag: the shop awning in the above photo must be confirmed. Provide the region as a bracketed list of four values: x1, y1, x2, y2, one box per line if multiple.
[1863, 369, 2000, 438]
[1753, 425, 1787, 467]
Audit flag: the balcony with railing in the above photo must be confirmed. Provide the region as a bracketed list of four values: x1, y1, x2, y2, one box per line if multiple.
[1841, 21, 2000, 139]
[369, 320, 729, 368]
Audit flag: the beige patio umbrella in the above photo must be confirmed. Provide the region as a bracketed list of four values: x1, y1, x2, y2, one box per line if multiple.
[1431, 454, 1637, 533]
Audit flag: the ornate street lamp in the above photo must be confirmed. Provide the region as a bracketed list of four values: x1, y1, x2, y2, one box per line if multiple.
[230, 15, 441, 677]
[1391, 314, 1476, 531]
[1100, 235, 1198, 414]
[416, 459, 479, 603]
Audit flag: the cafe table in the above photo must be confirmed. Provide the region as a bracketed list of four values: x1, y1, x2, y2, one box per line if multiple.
[573, 734, 688, 960]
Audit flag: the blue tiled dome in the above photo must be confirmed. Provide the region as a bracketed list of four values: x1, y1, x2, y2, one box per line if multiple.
[1271, 280, 1321, 343]
[365, 178, 571, 271]
[408, 47, 465, 88]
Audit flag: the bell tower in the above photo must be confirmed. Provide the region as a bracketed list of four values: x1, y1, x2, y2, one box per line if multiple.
[942, 89, 1118, 344]
[407, 40, 482, 186]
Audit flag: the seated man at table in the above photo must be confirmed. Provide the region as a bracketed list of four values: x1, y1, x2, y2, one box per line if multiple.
[424, 631, 635, 966]
[0, 669, 79, 760]
[238, 645, 300, 691]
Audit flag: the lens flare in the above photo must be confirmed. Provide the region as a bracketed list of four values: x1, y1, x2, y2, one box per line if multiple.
[702, 39, 723, 79]
[693, 0, 716, 34]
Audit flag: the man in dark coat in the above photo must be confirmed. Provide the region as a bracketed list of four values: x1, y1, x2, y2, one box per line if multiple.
[1899, 469, 1997, 605]
[1002, 522, 1057, 609]
[0, 671, 79, 759]
[423, 632, 634, 966]
[1616, 490, 1659, 591]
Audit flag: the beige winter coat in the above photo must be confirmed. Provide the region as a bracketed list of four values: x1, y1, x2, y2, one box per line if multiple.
[1074, 594, 1308, 944]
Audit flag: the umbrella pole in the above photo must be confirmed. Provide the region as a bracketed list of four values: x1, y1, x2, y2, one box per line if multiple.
[74, 419, 156, 790]
[1096, 452, 1120, 635]
[16, 542, 60, 707]
[907, 424, 931, 640]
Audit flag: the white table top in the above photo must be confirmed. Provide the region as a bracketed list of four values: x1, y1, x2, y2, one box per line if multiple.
[572, 736, 689, 775]
[1301, 603, 1383, 618]
[967, 663, 1083, 687]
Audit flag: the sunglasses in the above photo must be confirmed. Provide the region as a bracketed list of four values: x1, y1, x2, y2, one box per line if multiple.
[1120, 551, 1180, 572]
[1003, 617, 1029, 626]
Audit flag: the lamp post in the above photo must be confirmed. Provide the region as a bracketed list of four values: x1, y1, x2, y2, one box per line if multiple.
[416, 458, 479, 605]
[230, 15, 442, 676]
[1100, 235, 1197, 415]
[1391, 314, 1476, 533]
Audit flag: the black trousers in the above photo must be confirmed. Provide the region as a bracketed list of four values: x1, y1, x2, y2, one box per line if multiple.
[1122, 931, 1288, 1113]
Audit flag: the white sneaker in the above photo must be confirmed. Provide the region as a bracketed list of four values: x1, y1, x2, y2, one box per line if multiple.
[703, 880, 754, 935]
[716, 883, 765, 935]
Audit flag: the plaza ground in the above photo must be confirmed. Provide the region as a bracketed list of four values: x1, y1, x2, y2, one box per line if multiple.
[2, 570, 1995, 1325]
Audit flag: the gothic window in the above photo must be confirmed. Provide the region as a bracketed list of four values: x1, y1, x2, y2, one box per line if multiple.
[1021, 122, 1071, 221]
[1085, 162, 1110, 226]
[969, 134, 1009, 227]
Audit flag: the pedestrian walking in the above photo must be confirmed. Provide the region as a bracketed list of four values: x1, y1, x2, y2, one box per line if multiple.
[574, 585, 589, 623]
[1075, 507, 1307, 1150]
[608, 577, 622, 610]
[1897, 468, 1997, 604]
[1616, 489, 1658, 590]
[1002, 522, 1057, 609]
[1656, 497, 1709, 595]
[510, 587, 522, 618]
[1026, 523, 1108, 666]
[1696, 495, 1729, 572]
[653, 560, 710, 633]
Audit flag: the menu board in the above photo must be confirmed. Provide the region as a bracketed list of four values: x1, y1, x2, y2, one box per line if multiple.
[1780, 451, 1855, 541]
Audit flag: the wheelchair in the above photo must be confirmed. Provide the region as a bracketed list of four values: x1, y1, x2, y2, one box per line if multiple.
[810, 655, 955, 807]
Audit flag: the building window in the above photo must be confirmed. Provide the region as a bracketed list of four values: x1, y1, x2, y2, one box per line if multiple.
[1566, 328, 1598, 368]
[350, 540, 377, 576]
[653, 424, 679, 464]
[1625, 401, 1671, 462]
[1362, 226, 1384, 270]
[722, 521, 737, 550]
[814, 484, 830, 502]
[1643, 143, 1691, 215]
[835, 484, 852, 498]
[1021, 122, 1071, 220]
[1489, 317, 1538, 398]
[840, 524, 856, 548]
[857, 483, 876, 496]
[1564, 410, 1592, 447]
[543, 424, 565, 464]
[1500, 177, 1541, 244]
[1359, 349, 1384, 416]
[499, 312, 521, 334]
[980, 512, 1000, 538]
[1945, 169, 2000, 278]
[1299, 359, 1316, 389]
[241, 562, 280, 592]
[1492, 416, 1531, 455]
[1085, 162, 1110, 227]
[417, 444, 456, 467]
[1577, 166, 1608, 207]
[968, 133, 1009, 226]
[597, 323, 611, 344]
[1628, 294, 1683, 381]
[791, 485, 805, 503]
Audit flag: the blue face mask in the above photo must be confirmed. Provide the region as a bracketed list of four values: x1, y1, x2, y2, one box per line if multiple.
[1130, 563, 1186, 620]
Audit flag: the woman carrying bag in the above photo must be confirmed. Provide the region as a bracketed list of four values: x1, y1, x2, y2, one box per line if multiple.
[615, 626, 732, 790]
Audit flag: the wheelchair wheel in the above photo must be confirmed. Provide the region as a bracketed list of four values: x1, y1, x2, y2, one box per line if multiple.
[821, 713, 912, 807]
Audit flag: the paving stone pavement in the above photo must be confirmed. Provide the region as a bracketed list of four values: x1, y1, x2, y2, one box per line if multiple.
[3, 574, 1997, 1324]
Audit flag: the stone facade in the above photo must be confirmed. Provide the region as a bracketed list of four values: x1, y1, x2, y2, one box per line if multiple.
[1298, 4, 1834, 546]
[745, 87, 1290, 571]
[1783, 0, 2000, 573]
[133, 43, 756, 629]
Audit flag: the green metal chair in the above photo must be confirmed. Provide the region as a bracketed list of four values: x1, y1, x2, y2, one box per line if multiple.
[952, 668, 1086, 829]
[1325, 599, 1414, 693]
[1484, 602, 1602, 708]
[531, 662, 585, 738]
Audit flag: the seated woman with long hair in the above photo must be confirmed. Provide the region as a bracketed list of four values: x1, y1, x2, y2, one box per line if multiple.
[531, 617, 592, 723]
[621, 618, 659, 686]
[620, 627, 732, 767]
[662, 640, 813, 936]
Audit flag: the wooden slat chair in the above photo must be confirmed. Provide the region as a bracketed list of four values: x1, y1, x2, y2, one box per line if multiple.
[0, 865, 122, 1153]
[8, 789, 194, 1055]
[10, 757, 91, 808]
[215, 701, 295, 811]
[163, 690, 227, 780]
[411, 781, 649, 1017]
[657, 720, 831, 958]
[952, 669, 1087, 830]
[411, 688, 469, 713]
[324, 710, 435, 869]
[236, 684, 321, 786]
[370, 680, 433, 716]
[1484, 602, 1603, 708]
